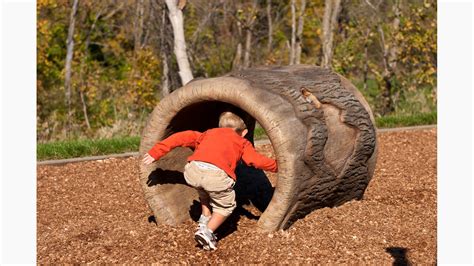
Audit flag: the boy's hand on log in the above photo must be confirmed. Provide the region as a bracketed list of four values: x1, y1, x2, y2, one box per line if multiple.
[142, 153, 156, 165]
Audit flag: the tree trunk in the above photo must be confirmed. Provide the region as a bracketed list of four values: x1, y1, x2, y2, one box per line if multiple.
[363, 28, 370, 91]
[79, 90, 91, 129]
[376, 0, 400, 114]
[266, 0, 273, 53]
[165, 0, 193, 85]
[321, 0, 332, 68]
[243, 28, 252, 68]
[289, 0, 296, 65]
[141, 2, 151, 49]
[295, 0, 306, 64]
[159, 6, 170, 97]
[321, 0, 342, 69]
[161, 53, 170, 97]
[232, 19, 243, 71]
[64, 0, 79, 133]
[243, 0, 258, 69]
[388, 1, 400, 73]
[233, 43, 243, 71]
[134, 0, 145, 53]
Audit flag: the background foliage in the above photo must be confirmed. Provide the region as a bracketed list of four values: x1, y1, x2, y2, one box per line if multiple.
[37, 0, 437, 142]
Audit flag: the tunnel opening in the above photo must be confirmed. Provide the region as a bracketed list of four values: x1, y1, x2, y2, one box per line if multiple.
[154, 100, 278, 219]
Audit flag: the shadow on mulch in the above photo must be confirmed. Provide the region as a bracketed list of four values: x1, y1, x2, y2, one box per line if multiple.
[214, 205, 260, 240]
[147, 203, 260, 242]
[386, 247, 411, 266]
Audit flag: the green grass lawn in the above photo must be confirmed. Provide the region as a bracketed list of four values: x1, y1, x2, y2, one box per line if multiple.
[37, 137, 140, 161]
[37, 112, 436, 161]
[375, 112, 437, 128]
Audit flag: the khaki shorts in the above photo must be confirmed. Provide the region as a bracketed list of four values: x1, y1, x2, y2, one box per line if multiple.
[183, 161, 236, 217]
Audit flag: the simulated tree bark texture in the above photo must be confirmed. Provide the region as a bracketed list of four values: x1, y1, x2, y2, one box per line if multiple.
[139, 65, 377, 231]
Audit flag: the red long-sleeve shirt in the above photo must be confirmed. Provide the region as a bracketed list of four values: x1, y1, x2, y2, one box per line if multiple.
[147, 128, 278, 180]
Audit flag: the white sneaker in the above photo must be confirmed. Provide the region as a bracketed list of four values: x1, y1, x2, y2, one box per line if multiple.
[194, 227, 217, 250]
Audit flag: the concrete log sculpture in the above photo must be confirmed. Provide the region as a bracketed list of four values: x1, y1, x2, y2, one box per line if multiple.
[139, 65, 377, 231]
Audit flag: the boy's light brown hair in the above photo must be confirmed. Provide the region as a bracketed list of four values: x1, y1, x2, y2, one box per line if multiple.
[218, 112, 246, 133]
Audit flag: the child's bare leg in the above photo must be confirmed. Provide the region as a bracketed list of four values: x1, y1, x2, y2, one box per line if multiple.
[207, 213, 228, 232]
[200, 197, 212, 217]
[197, 189, 212, 218]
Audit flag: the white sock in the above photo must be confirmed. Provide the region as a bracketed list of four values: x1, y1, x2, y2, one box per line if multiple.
[199, 214, 210, 225]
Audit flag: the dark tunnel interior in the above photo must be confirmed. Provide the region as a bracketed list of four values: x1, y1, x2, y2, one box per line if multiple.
[153, 100, 276, 216]
[165, 101, 257, 144]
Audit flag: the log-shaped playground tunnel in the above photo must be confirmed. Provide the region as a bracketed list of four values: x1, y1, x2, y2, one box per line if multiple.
[139, 65, 378, 231]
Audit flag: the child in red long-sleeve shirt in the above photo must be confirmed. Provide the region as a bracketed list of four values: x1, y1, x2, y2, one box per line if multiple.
[143, 112, 278, 250]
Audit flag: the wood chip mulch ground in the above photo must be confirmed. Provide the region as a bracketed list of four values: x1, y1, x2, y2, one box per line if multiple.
[37, 129, 436, 264]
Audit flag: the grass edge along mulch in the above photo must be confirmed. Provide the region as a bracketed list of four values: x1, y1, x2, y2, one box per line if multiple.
[37, 136, 140, 161]
[37, 112, 436, 161]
